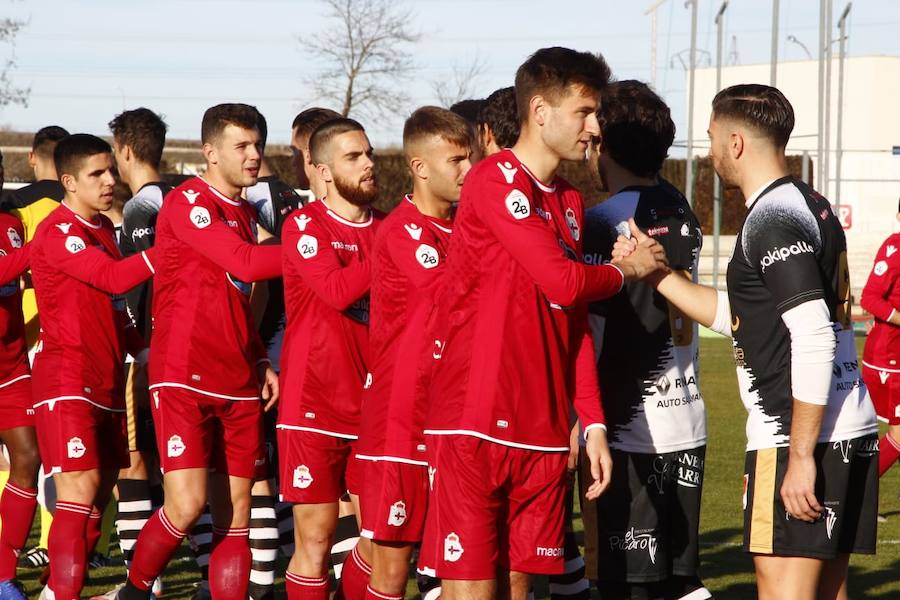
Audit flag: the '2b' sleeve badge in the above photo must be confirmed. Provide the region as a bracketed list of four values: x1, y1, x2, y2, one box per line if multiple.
[505, 189, 531, 220]
[416, 244, 439, 269]
[189, 206, 212, 229]
[297, 234, 318, 259]
[65, 236, 87, 254]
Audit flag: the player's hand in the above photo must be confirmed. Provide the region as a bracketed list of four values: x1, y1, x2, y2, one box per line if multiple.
[566, 423, 580, 489]
[780, 453, 823, 523]
[611, 234, 636, 260]
[583, 427, 613, 500]
[612, 219, 669, 281]
[257, 363, 279, 412]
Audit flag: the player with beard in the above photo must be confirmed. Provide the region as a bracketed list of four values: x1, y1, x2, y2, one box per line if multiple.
[119, 104, 282, 600]
[354, 107, 472, 600]
[617, 84, 878, 600]
[420, 47, 667, 600]
[277, 118, 381, 600]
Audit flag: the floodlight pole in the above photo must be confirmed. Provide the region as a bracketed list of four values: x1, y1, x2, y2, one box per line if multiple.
[645, 0, 668, 88]
[835, 2, 851, 210]
[713, 1, 728, 288]
[770, 0, 780, 85]
[824, 0, 833, 198]
[685, 0, 698, 208]
[817, 0, 826, 190]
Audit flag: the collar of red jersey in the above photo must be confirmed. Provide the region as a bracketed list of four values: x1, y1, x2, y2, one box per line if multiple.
[319, 198, 374, 228]
[200, 178, 242, 206]
[61, 200, 102, 229]
[404, 195, 452, 233]
[510, 152, 556, 193]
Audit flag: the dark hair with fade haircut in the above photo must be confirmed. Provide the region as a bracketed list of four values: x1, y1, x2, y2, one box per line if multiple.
[292, 107, 342, 141]
[54, 133, 111, 179]
[201, 103, 260, 145]
[108, 107, 168, 169]
[514, 47, 611, 124]
[478, 86, 519, 149]
[449, 98, 485, 127]
[309, 117, 366, 165]
[403, 106, 474, 158]
[712, 84, 795, 148]
[598, 80, 675, 178]
[32, 125, 70, 158]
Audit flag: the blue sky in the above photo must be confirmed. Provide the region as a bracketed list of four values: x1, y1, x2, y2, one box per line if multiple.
[1, 0, 898, 149]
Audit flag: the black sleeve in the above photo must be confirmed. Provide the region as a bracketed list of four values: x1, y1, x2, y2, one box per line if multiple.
[659, 211, 702, 273]
[121, 194, 162, 340]
[743, 209, 824, 314]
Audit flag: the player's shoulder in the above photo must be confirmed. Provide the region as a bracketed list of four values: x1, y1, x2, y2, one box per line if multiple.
[0, 212, 24, 251]
[167, 177, 215, 208]
[746, 178, 819, 238]
[465, 149, 533, 190]
[283, 201, 326, 238]
[877, 233, 900, 262]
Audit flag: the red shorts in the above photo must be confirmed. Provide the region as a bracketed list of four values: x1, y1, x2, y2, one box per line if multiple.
[862, 365, 900, 425]
[276, 428, 361, 503]
[359, 458, 429, 543]
[150, 386, 264, 480]
[418, 434, 567, 580]
[35, 400, 128, 474]
[0, 375, 34, 429]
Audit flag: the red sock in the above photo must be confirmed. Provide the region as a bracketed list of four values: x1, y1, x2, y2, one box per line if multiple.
[334, 545, 372, 600]
[365, 584, 403, 600]
[879, 433, 900, 477]
[0, 482, 37, 580]
[47, 501, 91, 600]
[209, 527, 251, 600]
[85, 507, 103, 559]
[286, 572, 329, 600]
[127, 508, 186, 591]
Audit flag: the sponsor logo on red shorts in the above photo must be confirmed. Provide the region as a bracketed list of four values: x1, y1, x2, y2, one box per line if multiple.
[443, 532, 464, 562]
[67, 437, 86, 459]
[387, 501, 407, 526]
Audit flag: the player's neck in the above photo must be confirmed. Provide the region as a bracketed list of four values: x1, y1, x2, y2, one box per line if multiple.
[203, 170, 241, 201]
[605, 162, 658, 196]
[258, 158, 273, 178]
[63, 196, 99, 221]
[738, 154, 790, 205]
[323, 193, 369, 222]
[511, 136, 561, 185]
[410, 186, 452, 220]
[126, 164, 162, 196]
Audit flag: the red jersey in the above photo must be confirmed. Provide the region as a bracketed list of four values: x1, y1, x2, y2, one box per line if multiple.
[0, 213, 30, 388]
[424, 149, 620, 452]
[862, 232, 900, 371]
[356, 196, 452, 464]
[277, 200, 381, 439]
[30, 203, 154, 410]
[149, 177, 281, 401]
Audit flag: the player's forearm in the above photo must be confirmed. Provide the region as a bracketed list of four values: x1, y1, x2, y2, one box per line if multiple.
[654, 271, 720, 329]
[859, 283, 894, 322]
[788, 399, 825, 459]
[87, 251, 155, 295]
[0, 244, 30, 284]
[309, 262, 370, 311]
[221, 243, 283, 282]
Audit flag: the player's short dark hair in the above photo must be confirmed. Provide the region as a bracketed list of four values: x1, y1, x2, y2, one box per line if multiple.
[201, 103, 260, 145]
[515, 47, 611, 124]
[309, 118, 366, 165]
[32, 126, 70, 158]
[403, 106, 474, 158]
[253, 107, 268, 149]
[712, 84, 794, 148]
[598, 80, 675, 178]
[292, 107, 342, 142]
[449, 99, 485, 126]
[54, 133, 111, 179]
[478, 86, 519, 149]
[108, 107, 168, 169]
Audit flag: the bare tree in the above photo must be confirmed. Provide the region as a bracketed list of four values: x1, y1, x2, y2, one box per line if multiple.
[432, 55, 487, 107]
[0, 16, 29, 109]
[306, 0, 419, 119]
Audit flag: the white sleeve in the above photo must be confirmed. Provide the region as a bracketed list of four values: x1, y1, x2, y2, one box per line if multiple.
[781, 298, 835, 406]
[709, 289, 733, 338]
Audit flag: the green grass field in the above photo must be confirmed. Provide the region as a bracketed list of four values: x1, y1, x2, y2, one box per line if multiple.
[15, 337, 900, 598]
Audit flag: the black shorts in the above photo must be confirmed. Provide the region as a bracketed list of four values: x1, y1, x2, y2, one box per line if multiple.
[124, 362, 157, 454]
[580, 445, 705, 583]
[743, 433, 878, 559]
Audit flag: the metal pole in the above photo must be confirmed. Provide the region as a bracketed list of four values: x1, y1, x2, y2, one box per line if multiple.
[817, 0, 826, 189]
[802, 151, 810, 184]
[644, 1, 667, 88]
[713, 1, 728, 288]
[824, 0, 833, 197]
[685, 0, 697, 208]
[770, 0, 780, 85]
[835, 3, 851, 209]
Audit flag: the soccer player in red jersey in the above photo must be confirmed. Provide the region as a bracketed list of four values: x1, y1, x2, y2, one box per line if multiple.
[355, 107, 473, 600]
[0, 150, 39, 600]
[860, 200, 900, 477]
[120, 104, 282, 600]
[420, 47, 667, 600]
[290, 108, 342, 199]
[277, 117, 381, 600]
[29, 134, 157, 600]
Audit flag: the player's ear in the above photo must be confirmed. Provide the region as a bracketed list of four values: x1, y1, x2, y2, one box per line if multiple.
[730, 131, 744, 160]
[60, 172, 77, 194]
[27, 150, 36, 169]
[409, 157, 427, 180]
[303, 148, 314, 167]
[202, 142, 217, 166]
[316, 162, 332, 183]
[530, 95, 547, 127]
